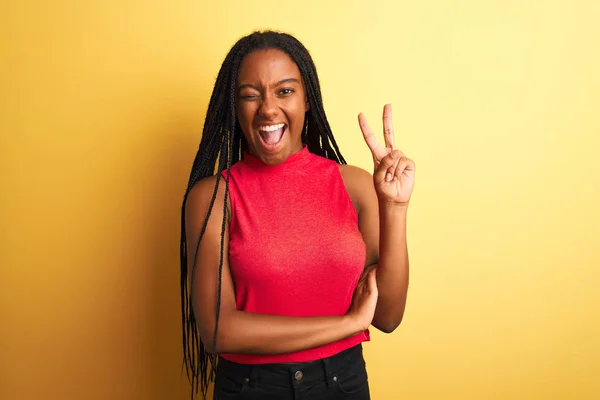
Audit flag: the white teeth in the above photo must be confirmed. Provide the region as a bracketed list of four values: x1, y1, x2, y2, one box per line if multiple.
[258, 123, 285, 132]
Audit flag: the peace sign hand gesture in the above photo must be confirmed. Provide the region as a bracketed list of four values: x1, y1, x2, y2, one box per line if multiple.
[358, 104, 415, 207]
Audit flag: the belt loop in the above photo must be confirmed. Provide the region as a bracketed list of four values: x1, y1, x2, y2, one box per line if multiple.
[249, 364, 257, 379]
[247, 364, 257, 387]
[321, 356, 334, 387]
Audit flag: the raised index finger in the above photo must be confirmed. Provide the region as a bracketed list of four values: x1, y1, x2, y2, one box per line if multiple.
[358, 112, 382, 156]
[383, 104, 395, 150]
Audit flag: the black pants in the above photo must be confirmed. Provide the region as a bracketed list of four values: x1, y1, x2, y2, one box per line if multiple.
[214, 345, 370, 400]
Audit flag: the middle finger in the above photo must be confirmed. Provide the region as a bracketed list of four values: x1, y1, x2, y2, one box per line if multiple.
[383, 104, 395, 150]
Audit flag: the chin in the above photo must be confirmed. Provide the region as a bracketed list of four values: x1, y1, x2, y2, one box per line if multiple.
[252, 138, 299, 164]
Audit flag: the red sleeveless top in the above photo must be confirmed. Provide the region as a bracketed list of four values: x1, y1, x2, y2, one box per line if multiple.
[220, 146, 370, 364]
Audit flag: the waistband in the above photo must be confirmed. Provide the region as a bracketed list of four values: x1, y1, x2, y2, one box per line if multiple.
[216, 344, 365, 388]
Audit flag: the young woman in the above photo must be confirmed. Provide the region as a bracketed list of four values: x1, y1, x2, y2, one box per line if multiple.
[180, 30, 415, 400]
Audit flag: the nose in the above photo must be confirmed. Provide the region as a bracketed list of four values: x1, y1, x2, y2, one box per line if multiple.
[258, 93, 278, 119]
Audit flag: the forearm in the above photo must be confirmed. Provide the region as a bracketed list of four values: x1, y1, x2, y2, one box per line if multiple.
[373, 201, 410, 332]
[205, 311, 362, 354]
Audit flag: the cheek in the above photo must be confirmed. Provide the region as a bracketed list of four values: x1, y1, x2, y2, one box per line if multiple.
[291, 101, 308, 125]
[236, 103, 253, 127]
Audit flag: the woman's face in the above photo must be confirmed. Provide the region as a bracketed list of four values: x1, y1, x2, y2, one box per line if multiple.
[235, 48, 309, 165]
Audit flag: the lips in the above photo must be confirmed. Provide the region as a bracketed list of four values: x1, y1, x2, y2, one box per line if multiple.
[258, 123, 286, 146]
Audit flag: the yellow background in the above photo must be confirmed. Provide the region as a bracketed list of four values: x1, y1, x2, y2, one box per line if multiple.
[2, 0, 599, 399]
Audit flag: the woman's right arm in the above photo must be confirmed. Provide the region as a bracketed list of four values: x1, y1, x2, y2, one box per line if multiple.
[186, 175, 377, 355]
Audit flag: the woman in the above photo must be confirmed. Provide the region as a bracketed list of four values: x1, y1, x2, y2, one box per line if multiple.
[180, 30, 415, 400]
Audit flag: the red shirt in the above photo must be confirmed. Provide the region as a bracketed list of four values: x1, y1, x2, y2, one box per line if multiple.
[220, 146, 369, 364]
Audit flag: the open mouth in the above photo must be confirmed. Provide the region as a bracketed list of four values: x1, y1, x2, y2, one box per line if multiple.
[258, 123, 287, 147]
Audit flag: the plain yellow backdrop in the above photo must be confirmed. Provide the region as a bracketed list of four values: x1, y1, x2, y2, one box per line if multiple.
[2, 0, 599, 399]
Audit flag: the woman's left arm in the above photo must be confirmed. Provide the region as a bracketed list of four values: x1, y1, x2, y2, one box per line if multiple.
[346, 103, 416, 333]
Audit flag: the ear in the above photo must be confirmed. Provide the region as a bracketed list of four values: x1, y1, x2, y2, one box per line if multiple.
[305, 98, 310, 112]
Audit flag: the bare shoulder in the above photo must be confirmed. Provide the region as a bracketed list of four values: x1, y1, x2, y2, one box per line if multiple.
[187, 175, 220, 204]
[339, 164, 372, 183]
[185, 174, 228, 220]
[339, 164, 374, 194]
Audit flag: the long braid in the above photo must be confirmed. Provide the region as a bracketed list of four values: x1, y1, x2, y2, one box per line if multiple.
[211, 58, 239, 373]
[180, 30, 347, 399]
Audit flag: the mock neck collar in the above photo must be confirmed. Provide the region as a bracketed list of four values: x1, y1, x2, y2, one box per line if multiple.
[241, 145, 311, 170]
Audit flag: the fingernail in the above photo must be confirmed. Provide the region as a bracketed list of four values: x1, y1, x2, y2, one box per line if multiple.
[386, 172, 392, 182]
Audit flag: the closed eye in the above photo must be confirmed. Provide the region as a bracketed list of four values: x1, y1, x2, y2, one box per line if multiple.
[240, 94, 260, 101]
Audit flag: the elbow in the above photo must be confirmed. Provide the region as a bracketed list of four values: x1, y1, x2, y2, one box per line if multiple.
[377, 321, 401, 334]
[200, 329, 217, 354]
[373, 295, 409, 333]
[373, 314, 404, 334]
[200, 322, 234, 354]
[201, 334, 228, 354]
[196, 314, 218, 353]
[201, 332, 226, 354]
[196, 308, 236, 354]
[202, 340, 216, 354]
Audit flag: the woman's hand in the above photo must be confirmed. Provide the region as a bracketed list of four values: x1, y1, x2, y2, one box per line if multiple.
[346, 268, 378, 333]
[358, 104, 415, 207]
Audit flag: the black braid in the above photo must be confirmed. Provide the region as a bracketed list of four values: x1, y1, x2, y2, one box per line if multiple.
[180, 30, 347, 399]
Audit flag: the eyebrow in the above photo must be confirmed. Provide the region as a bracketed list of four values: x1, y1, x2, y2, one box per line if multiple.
[238, 78, 300, 91]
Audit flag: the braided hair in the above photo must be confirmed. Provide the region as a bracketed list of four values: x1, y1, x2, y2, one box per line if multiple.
[180, 30, 347, 399]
